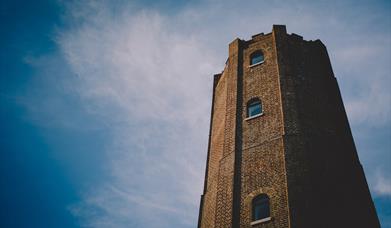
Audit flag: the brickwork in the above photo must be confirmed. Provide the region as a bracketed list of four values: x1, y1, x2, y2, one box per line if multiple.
[240, 30, 290, 228]
[200, 70, 228, 228]
[198, 25, 380, 228]
[214, 39, 241, 228]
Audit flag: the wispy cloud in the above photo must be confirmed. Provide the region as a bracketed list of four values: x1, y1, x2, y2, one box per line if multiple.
[373, 170, 391, 197]
[22, 0, 390, 227]
[57, 2, 220, 227]
[345, 80, 391, 127]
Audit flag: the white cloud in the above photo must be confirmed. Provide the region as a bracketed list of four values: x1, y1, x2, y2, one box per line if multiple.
[373, 170, 391, 197]
[345, 80, 391, 127]
[58, 3, 220, 227]
[34, 0, 389, 227]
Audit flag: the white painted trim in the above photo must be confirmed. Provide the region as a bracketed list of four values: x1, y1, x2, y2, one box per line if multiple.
[250, 217, 272, 226]
[249, 60, 265, 68]
[245, 113, 264, 121]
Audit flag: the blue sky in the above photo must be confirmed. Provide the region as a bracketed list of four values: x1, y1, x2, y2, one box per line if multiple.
[1, 0, 390, 227]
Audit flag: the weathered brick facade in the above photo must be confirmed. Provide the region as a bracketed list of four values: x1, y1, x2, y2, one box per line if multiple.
[198, 25, 380, 228]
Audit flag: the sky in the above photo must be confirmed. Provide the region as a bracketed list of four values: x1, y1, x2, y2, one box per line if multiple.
[0, 0, 390, 227]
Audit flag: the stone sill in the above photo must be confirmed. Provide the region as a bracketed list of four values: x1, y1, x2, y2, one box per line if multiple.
[245, 113, 264, 121]
[249, 60, 265, 68]
[250, 217, 272, 226]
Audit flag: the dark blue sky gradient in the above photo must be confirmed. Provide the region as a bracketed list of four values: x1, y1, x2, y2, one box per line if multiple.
[1, 0, 390, 227]
[1, 1, 78, 227]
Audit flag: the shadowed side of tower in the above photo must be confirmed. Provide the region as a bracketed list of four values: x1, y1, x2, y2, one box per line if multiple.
[276, 27, 380, 228]
[198, 25, 380, 228]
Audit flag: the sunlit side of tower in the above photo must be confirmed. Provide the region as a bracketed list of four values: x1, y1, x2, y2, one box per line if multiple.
[198, 25, 380, 228]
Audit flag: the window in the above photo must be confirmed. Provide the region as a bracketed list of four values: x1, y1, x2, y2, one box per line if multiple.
[252, 194, 270, 222]
[250, 51, 264, 66]
[247, 99, 263, 118]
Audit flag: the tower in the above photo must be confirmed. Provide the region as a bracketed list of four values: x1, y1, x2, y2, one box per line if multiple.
[198, 25, 380, 228]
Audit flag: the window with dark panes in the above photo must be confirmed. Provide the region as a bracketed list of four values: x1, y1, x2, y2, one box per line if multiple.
[250, 51, 264, 65]
[247, 99, 262, 118]
[252, 194, 270, 221]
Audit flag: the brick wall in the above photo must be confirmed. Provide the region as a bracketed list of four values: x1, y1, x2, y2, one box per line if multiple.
[239, 29, 290, 228]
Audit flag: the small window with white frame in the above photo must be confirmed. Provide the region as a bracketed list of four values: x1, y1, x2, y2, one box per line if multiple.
[250, 51, 264, 66]
[251, 194, 271, 225]
[247, 98, 263, 119]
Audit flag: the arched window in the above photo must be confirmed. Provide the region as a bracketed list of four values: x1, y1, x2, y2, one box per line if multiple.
[252, 194, 270, 221]
[247, 98, 263, 118]
[250, 51, 264, 66]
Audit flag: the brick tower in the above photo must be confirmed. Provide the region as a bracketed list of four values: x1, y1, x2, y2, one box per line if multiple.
[197, 25, 380, 228]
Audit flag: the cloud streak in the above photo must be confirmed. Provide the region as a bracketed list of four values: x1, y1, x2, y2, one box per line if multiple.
[57, 3, 220, 227]
[22, 0, 390, 227]
[374, 170, 391, 197]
